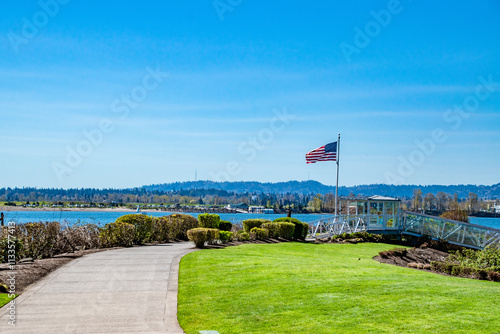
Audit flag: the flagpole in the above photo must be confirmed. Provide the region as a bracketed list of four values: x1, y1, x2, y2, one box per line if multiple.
[335, 134, 340, 217]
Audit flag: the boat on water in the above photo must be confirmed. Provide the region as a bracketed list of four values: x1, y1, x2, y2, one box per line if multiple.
[136, 205, 146, 215]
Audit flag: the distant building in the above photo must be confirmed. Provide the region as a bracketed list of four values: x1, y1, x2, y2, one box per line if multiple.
[227, 203, 249, 211]
[495, 205, 500, 213]
[248, 206, 274, 214]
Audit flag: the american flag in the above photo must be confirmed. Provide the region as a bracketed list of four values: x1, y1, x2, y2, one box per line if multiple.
[306, 141, 337, 164]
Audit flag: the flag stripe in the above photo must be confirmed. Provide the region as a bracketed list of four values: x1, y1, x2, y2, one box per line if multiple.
[306, 141, 337, 164]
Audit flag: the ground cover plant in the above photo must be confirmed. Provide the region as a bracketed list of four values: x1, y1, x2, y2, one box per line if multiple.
[0, 293, 16, 308]
[430, 245, 500, 282]
[178, 243, 500, 334]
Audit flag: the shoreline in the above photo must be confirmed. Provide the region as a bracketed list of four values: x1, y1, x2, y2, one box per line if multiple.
[0, 206, 141, 213]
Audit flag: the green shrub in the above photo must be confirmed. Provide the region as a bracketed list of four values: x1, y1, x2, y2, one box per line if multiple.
[235, 231, 250, 241]
[0, 237, 23, 263]
[273, 218, 309, 240]
[262, 223, 279, 238]
[187, 228, 220, 249]
[243, 219, 270, 232]
[276, 222, 295, 240]
[432, 262, 454, 275]
[219, 231, 233, 243]
[261, 222, 295, 239]
[115, 214, 153, 245]
[153, 214, 199, 241]
[151, 217, 173, 242]
[219, 221, 233, 232]
[250, 227, 269, 240]
[451, 265, 464, 276]
[99, 222, 135, 247]
[199, 213, 220, 229]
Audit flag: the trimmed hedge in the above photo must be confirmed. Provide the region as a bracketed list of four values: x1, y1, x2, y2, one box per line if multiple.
[219, 221, 233, 232]
[276, 222, 295, 240]
[187, 228, 220, 248]
[250, 227, 269, 240]
[99, 222, 135, 247]
[243, 219, 270, 232]
[163, 214, 199, 241]
[235, 231, 250, 241]
[261, 223, 279, 238]
[261, 222, 295, 240]
[199, 213, 220, 229]
[273, 217, 309, 240]
[115, 214, 153, 245]
[219, 231, 233, 243]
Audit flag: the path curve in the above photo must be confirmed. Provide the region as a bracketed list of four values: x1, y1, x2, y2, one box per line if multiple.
[0, 242, 197, 333]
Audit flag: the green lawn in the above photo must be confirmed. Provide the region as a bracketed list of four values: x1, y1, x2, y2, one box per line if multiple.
[178, 243, 500, 334]
[0, 294, 16, 308]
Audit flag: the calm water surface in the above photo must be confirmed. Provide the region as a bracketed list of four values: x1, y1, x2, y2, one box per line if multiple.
[2, 210, 499, 230]
[1, 210, 328, 226]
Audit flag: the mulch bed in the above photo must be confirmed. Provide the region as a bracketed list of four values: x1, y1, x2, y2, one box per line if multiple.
[373, 246, 449, 268]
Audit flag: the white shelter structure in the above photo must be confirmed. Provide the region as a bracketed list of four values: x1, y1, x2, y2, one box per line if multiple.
[342, 195, 402, 231]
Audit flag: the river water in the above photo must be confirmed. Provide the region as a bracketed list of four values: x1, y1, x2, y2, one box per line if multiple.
[2, 210, 499, 230]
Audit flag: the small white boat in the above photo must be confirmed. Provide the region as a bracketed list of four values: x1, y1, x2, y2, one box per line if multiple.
[136, 205, 146, 215]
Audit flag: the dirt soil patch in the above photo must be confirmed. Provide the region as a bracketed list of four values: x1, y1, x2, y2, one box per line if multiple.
[373, 245, 449, 268]
[0, 249, 108, 293]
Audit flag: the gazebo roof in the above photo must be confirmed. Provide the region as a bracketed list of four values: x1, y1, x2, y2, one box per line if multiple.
[342, 195, 400, 202]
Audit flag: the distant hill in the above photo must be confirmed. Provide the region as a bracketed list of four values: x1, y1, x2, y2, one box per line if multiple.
[142, 181, 500, 199]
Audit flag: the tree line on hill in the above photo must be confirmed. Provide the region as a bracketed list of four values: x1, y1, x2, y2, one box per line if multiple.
[1, 181, 498, 215]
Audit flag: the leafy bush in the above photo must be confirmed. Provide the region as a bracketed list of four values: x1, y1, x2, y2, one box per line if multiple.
[262, 223, 279, 238]
[219, 221, 233, 232]
[235, 231, 250, 241]
[0, 237, 23, 263]
[199, 213, 221, 229]
[273, 217, 309, 240]
[333, 232, 383, 243]
[187, 228, 220, 248]
[451, 265, 465, 276]
[250, 227, 269, 240]
[243, 219, 270, 232]
[276, 222, 295, 239]
[447, 245, 500, 272]
[219, 231, 233, 243]
[261, 222, 294, 239]
[151, 217, 173, 242]
[152, 214, 199, 241]
[115, 214, 153, 245]
[99, 222, 135, 247]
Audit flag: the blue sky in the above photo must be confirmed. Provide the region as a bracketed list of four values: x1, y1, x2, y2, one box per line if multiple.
[0, 0, 499, 189]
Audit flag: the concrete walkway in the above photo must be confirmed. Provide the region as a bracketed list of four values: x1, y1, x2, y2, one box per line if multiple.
[0, 243, 197, 334]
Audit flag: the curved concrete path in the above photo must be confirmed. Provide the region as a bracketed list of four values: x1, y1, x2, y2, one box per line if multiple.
[0, 242, 197, 334]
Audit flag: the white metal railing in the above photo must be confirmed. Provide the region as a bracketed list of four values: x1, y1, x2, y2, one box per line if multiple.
[308, 215, 369, 239]
[402, 212, 500, 250]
